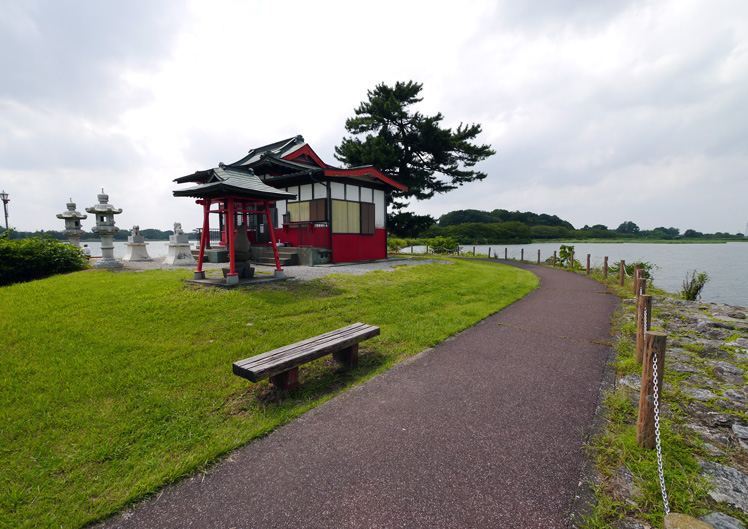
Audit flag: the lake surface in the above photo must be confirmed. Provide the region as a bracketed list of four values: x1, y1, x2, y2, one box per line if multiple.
[402, 242, 748, 308]
[82, 240, 177, 259]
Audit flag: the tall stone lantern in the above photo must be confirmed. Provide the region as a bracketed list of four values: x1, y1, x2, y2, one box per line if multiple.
[86, 190, 123, 269]
[56, 199, 87, 247]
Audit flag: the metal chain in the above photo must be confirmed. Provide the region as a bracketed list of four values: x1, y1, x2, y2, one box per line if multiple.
[652, 350, 670, 515]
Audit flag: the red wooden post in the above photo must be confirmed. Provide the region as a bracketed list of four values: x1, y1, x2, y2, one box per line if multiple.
[332, 344, 359, 370]
[195, 198, 211, 279]
[636, 294, 652, 363]
[637, 332, 666, 449]
[270, 368, 300, 392]
[603, 256, 608, 278]
[619, 260, 625, 286]
[264, 200, 283, 272]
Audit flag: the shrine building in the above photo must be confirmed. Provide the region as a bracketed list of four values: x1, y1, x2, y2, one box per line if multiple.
[173, 135, 406, 270]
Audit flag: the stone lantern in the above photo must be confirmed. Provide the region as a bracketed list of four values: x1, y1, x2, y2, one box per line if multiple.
[86, 189, 123, 269]
[56, 199, 87, 247]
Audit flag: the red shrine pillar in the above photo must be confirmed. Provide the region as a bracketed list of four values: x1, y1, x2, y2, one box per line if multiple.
[263, 200, 283, 275]
[194, 199, 212, 279]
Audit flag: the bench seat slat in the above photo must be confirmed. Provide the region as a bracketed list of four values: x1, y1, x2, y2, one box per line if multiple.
[232, 323, 380, 382]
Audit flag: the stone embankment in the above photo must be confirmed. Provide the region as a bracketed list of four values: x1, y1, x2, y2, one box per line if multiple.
[612, 296, 748, 529]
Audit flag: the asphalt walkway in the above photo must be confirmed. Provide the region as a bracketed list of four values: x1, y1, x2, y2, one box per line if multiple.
[97, 261, 618, 529]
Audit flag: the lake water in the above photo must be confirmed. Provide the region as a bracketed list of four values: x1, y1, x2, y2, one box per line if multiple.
[402, 242, 748, 308]
[81, 240, 178, 259]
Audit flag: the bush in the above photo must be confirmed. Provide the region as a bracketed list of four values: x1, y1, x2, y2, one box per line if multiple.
[608, 260, 657, 281]
[0, 232, 89, 286]
[425, 236, 460, 254]
[681, 270, 709, 301]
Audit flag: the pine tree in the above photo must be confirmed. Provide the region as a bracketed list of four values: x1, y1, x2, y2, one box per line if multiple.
[335, 81, 495, 209]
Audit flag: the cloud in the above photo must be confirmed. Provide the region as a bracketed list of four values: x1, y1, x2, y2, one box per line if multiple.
[1, 0, 747, 236]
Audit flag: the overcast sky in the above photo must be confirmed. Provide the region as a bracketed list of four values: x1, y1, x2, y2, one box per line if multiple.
[2, 0, 747, 234]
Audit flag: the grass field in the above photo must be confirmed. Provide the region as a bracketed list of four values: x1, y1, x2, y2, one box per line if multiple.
[0, 257, 537, 529]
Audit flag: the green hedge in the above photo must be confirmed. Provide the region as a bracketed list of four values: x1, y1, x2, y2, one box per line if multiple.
[0, 232, 89, 286]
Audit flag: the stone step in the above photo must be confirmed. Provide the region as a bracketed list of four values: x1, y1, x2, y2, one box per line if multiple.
[255, 257, 296, 267]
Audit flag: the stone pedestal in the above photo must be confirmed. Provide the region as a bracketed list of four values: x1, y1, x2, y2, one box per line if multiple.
[164, 232, 196, 266]
[67, 235, 83, 248]
[93, 234, 123, 269]
[123, 234, 152, 262]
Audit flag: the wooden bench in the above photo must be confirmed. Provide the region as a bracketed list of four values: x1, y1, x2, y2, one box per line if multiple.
[232, 323, 380, 391]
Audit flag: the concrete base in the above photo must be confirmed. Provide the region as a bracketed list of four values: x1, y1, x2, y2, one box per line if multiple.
[93, 258, 124, 269]
[202, 249, 230, 263]
[251, 246, 330, 266]
[226, 274, 239, 285]
[193, 271, 206, 279]
[123, 243, 152, 262]
[164, 243, 196, 266]
[274, 269, 285, 278]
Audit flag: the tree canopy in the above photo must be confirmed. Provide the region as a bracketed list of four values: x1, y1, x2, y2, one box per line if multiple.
[334, 81, 495, 209]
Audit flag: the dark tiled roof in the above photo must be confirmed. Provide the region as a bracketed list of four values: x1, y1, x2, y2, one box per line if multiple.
[173, 166, 297, 201]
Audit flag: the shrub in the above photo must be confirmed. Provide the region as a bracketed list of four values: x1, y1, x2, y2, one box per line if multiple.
[425, 236, 460, 254]
[681, 270, 709, 301]
[0, 232, 89, 286]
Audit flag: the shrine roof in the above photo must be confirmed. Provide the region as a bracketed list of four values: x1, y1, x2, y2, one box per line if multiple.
[231, 135, 309, 167]
[172, 165, 297, 201]
[231, 135, 407, 191]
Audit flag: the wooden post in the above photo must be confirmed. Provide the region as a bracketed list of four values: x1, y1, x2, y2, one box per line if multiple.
[505, 248, 507, 260]
[570, 251, 574, 270]
[637, 332, 667, 449]
[636, 277, 647, 308]
[488, 247, 491, 258]
[553, 251, 557, 266]
[521, 248, 524, 261]
[586, 254, 590, 275]
[603, 256, 608, 278]
[619, 260, 625, 286]
[633, 265, 641, 294]
[537, 249, 541, 264]
[473, 246, 475, 256]
[636, 294, 652, 363]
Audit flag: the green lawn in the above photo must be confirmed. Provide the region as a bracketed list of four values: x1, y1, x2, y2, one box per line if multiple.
[0, 257, 537, 529]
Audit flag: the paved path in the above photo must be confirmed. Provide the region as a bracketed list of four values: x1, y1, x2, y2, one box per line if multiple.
[97, 261, 618, 529]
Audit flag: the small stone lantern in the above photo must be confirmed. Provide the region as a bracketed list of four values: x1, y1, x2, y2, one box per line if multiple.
[86, 189, 123, 269]
[56, 199, 87, 247]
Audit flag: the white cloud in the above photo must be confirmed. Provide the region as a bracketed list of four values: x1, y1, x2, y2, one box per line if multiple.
[1, 0, 747, 235]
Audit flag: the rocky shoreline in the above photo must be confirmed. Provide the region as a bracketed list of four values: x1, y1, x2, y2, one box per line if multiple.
[604, 295, 748, 529]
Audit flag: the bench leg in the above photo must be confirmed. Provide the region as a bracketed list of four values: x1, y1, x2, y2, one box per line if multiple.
[332, 344, 359, 370]
[270, 368, 299, 391]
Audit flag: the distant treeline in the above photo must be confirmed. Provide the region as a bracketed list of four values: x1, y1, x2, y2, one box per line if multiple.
[407, 209, 746, 244]
[0, 228, 198, 241]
